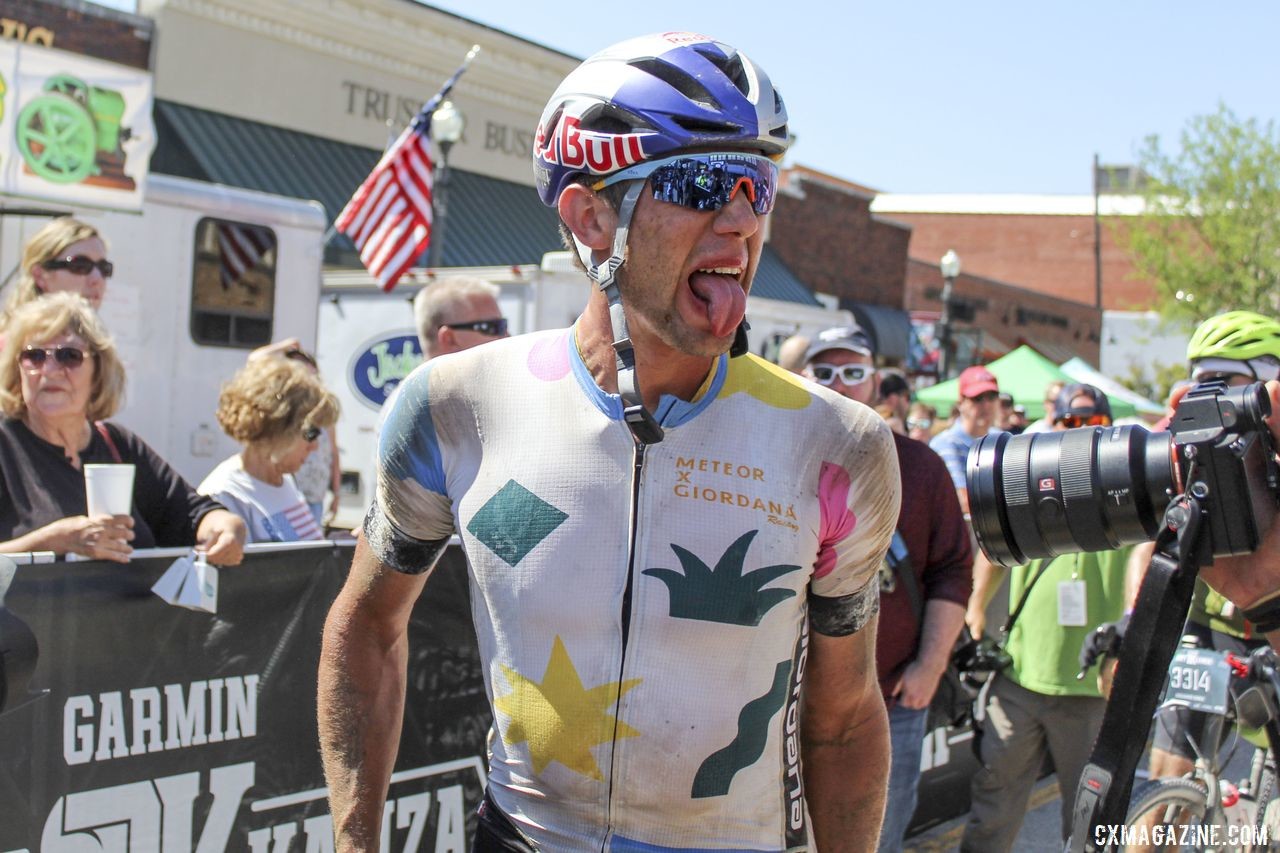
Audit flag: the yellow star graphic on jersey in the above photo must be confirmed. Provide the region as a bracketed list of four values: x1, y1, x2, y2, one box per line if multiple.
[494, 636, 641, 780]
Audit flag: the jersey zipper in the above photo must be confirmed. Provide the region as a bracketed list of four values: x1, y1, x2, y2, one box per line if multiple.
[601, 437, 647, 850]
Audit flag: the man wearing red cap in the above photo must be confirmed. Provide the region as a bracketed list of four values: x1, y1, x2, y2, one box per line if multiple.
[929, 365, 1002, 513]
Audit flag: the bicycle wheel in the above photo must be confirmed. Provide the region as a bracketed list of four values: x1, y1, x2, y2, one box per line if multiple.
[1124, 778, 1239, 852]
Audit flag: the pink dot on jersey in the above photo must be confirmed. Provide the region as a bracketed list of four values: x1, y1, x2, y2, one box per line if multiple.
[528, 330, 572, 381]
[814, 461, 858, 579]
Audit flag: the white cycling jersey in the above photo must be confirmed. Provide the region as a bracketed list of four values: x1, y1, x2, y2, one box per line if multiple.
[367, 327, 900, 851]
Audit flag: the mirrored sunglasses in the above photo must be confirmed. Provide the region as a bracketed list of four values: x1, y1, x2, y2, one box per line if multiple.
[42, 255, 114, 278]
[1056, 413, 1112, 429]
[301, 425, 322, 443]
[907, 418, 933, 431]
[20, 345, 88, 370]
[447, 318, 508, 336]
[810, 363, 874, 386]
[595, 152, 779, 215]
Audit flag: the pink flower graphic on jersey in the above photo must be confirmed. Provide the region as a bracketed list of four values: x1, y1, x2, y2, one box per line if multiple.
[528, 330, 571, 381]
[815, 461, 857, 579]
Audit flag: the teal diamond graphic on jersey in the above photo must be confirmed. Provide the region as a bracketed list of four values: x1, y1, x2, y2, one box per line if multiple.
[467, 479, 568, 566]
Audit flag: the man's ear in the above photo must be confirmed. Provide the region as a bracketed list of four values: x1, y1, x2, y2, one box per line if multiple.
[558, 183, 617, 252]
[437, 325, 457, 353]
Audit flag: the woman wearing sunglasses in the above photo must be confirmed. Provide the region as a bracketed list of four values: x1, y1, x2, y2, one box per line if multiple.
[199, 357, 339, 543]
[0, 217, 113, 329]
[0, 293, 246, 563]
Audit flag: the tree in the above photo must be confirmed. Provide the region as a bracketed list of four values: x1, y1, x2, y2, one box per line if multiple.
[1121, 105, 1280, 321]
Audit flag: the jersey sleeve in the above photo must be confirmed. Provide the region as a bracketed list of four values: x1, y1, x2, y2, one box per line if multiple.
[364, 362, 457, 574]
[808, 410, 901, 636]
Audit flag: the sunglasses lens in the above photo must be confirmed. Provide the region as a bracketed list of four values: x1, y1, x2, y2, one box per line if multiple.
[841, 366, 869, 384]
[302, 426, 321, 442]
[20, 347, 85, 368]
[810, 366, 834, 384]
[647, 155, 777, 215]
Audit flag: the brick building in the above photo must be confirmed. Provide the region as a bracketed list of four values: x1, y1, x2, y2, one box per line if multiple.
[870, 194, 1153, 311]
[769, 168, 1107, 367]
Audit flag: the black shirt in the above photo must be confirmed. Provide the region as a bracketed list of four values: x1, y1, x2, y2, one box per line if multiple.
[0, 417, 224, 549]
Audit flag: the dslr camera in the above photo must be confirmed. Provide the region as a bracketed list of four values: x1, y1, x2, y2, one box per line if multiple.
[966, 380, 1279, 567]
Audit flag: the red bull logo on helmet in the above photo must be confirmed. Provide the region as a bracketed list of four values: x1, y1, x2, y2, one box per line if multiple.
[534, 115, 647, 175]
[660, 31, 714, 45]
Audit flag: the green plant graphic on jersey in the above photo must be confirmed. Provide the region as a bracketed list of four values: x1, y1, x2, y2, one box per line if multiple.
[644, 530, 800, 625]
[691, 659, 790, 798]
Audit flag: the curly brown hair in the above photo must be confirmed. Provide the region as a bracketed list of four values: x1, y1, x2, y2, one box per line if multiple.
[216, 357, 339, 449]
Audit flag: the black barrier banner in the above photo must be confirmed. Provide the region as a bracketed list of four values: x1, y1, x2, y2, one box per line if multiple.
[0, 545, 490, 851]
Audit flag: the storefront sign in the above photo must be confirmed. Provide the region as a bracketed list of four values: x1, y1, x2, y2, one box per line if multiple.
[0, 40, 154, 211]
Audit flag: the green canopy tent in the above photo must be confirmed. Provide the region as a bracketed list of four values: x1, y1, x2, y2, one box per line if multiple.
[914, 345, 1137, 420]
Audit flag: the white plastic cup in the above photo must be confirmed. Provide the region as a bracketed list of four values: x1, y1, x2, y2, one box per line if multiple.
[84, 463, 135, 516]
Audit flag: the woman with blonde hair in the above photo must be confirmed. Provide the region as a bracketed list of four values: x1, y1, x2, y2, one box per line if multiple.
[0, 293, 245, 562]
[1, 217, 112, 326]
[200, 357, 340, 542]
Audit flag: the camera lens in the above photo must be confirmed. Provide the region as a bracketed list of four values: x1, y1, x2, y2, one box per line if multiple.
[967, 426, 1177, 566]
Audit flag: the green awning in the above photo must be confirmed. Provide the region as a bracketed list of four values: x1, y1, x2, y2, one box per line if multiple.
[915, 345, 1137, 420]
[153, 100, 821, 304]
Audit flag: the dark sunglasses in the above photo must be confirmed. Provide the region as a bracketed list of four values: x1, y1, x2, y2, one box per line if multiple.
[810, 363, 874, 386]
[301, 425, 322, 443]
[596, 152, 779, 215]
[446, 318, 509, 336]
[20, 345, 89, 370]
[968, 391, 1000, 403]
[1056, 413, 1112, 429]
[42, 255, 114, 278]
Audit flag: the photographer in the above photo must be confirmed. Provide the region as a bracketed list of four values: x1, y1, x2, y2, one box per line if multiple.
[962, 384, 1132, 853]
[1111, 313, 1280, 784]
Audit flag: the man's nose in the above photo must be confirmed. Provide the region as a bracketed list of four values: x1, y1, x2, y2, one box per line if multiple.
[713, 191, 760, 237]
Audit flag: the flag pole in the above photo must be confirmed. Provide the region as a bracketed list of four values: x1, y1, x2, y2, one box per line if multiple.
[324, 44, 482, 249]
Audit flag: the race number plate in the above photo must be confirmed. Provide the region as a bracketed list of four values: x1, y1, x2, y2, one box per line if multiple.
[1162, 647, 1233, 715]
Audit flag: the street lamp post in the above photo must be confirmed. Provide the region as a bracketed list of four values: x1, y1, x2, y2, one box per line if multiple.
[938, 249, 961, 380]
[427, 100, 466, 270]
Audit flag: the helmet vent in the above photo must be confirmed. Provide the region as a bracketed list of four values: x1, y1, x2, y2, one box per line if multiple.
[670, 116, 744, 136]
[692, 45, 751, 98]
[579, 102, 651, 134]
[629, 57, 720, 111]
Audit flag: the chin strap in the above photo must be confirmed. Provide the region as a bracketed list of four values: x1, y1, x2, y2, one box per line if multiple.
[573, 181, 755, 445]
[575, 181, 664, 445]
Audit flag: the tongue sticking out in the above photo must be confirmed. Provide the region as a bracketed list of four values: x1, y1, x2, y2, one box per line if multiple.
[688, 272, 747, 338]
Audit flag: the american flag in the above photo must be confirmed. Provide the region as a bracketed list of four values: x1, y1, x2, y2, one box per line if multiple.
[217, 223, 273, 290]
[335, 48, 479, 292]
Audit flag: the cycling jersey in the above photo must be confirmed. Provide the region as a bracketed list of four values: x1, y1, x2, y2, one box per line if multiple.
[367, 327, 900, 852]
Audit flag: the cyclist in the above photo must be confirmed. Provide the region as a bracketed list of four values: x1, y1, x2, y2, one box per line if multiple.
[318, 33, 901, 852]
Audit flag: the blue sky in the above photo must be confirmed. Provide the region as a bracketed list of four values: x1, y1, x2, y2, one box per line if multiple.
[418, 0, 1279, 195]
[101, 0, 1279, 195]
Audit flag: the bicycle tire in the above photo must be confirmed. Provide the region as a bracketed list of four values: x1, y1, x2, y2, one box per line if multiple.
[1124, 777, 1241, 852]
